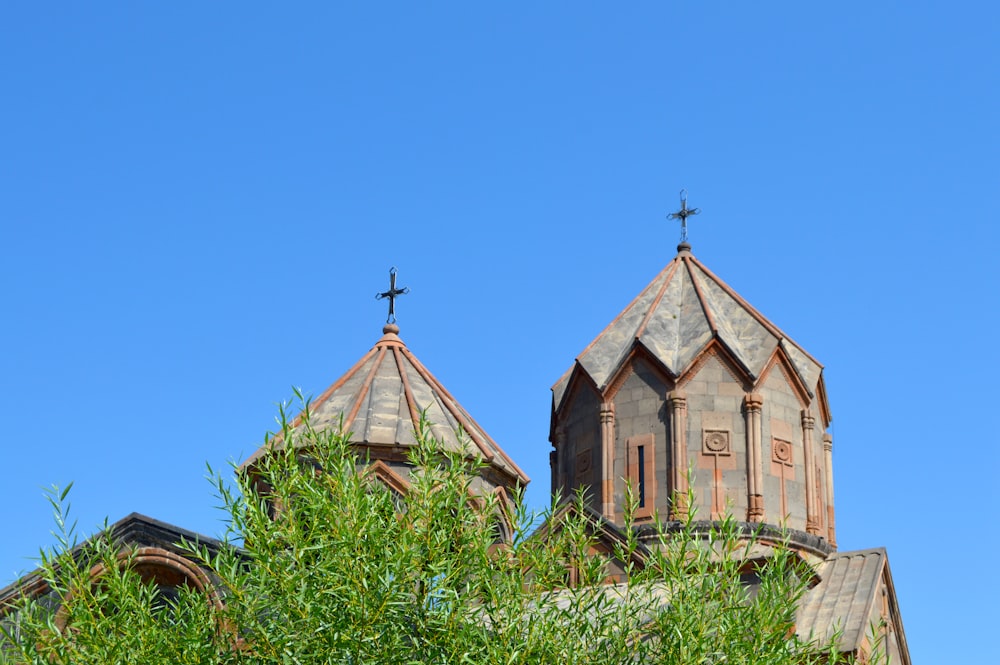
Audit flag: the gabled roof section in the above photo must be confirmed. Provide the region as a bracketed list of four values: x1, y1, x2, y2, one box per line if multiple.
[243, 324, 528, 486]
[553, 244, 823, 408]
[796, 547, 904, 657]
[365, 460, 412, 498]
[0, 513, 231, 611]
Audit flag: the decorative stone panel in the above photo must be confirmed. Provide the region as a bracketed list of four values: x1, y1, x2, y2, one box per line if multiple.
[702, 429, 731, 455]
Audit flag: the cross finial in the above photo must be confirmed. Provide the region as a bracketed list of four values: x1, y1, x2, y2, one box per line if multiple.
[375, 267, 409, 324]
[667, 189, 701, 244]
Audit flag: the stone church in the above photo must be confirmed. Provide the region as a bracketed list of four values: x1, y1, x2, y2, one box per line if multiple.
[1, 232, 911, 662]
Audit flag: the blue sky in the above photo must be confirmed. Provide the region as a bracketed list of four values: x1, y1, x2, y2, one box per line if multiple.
[2, 4, 996, 662]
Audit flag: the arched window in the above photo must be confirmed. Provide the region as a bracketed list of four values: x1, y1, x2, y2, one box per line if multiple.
[54, 547, 222, 630]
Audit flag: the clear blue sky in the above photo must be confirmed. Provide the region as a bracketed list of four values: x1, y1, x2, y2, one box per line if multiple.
[2, 4, 996, 662]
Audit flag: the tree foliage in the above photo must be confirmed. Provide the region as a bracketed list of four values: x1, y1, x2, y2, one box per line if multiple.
[2, 400, 872, 664]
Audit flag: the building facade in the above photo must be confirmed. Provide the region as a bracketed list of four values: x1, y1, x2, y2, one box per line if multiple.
[1, 241, 911, 663]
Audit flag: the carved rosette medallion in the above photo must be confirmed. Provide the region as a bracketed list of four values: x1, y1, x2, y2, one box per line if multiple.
[703, 429, 731, 455]
[772, 439, 792, 464]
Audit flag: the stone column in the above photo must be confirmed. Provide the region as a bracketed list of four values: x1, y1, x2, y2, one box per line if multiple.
[744, 393, 765, 522]
[551, 425, 566, 500]
[802, 411, 820, 535]
[823, 433, 837, 547]
[600, 403, 616, 521]
[549, 449, 558, 499]
[667, 390, 688, 520]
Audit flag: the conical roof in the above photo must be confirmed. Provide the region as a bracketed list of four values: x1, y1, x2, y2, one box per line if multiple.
[244, 324, 528, 485]
[553, 243, 823, 407]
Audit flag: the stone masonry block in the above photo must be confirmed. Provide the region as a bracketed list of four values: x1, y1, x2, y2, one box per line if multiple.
[685, 381, 709, 395]
[718, 382, 744, 397]
[713, 396, 739, 412]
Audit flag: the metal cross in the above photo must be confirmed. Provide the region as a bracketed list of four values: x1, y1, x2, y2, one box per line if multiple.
[375, 267, 409, 324]
[667, 189, 701, 243]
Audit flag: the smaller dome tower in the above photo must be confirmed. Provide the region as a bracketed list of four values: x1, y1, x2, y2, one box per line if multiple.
[244, 268, 527, 499]
[243, 322, 529, 497]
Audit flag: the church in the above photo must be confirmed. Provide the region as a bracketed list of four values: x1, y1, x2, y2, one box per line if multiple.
[0, 212, 911, 663]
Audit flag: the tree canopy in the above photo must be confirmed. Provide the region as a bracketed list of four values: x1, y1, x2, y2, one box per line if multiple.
[1, 401, 879, 664]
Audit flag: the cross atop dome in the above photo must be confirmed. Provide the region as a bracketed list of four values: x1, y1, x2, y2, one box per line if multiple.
[375, 266, 409, 324]
[667, 189, 701, 244]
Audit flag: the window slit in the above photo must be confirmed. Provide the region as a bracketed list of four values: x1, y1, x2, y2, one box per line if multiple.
[637, 445, 646, 508]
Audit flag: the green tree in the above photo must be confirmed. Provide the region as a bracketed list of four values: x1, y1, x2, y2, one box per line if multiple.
[1, 399, 871, 664]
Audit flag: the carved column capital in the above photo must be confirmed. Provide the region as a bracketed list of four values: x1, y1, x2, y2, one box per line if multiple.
[668, 390, 687, 409]
[599, 403, 615, 424]
[823, 433, 833, 452]
[801, 411, 815, 429]
[744, 392, 764, 412]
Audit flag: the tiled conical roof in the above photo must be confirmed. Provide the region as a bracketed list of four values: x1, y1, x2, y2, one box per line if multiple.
[243, 324, 528, 485]
[553, 243, 822, 407]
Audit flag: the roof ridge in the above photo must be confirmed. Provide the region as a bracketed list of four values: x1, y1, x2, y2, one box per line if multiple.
[852, 551, 887, 651]
[400, 346, 530, 484]
[635, 258, 681, 340]
[292, 346, 379, 431]
[400, 345, 496, 462]
[573, 258, 680, 369]
[776, 339, 815, 398]
[240, 345, 382, 468]
[828, 546, 887, 558]
[684, 255, 718, 335]
[687, 255, 823, 368]
[343, 346, 386, 436]
[392, 345, 422, 435]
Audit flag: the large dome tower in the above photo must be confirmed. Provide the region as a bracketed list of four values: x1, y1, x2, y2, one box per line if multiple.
[550, 241, 835, 556]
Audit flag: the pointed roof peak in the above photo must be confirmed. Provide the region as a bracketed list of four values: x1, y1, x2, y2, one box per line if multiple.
[553, 251, 824, 410]
[243, 323, 528, 487]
